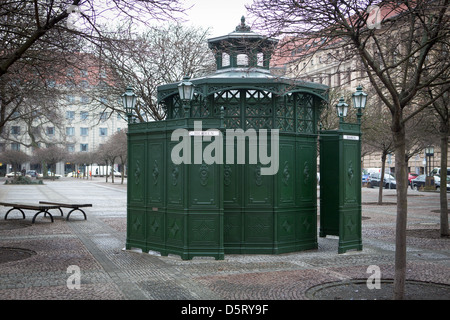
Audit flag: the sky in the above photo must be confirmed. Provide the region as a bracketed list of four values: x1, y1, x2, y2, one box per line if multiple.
[183, 0, 254, 38]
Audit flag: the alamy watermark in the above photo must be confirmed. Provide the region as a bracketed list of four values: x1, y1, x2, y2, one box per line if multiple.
[366, 265, 381, 289]
[171, 121, 279, 175]
[67, 265, 81, 290]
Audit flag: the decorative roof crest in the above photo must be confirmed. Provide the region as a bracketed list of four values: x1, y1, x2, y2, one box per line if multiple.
[235, 16, 251, 32]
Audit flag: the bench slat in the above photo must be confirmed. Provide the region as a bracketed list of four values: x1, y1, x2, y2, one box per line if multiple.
[0, 202, 60, 210]
[39, 201, 92, 208]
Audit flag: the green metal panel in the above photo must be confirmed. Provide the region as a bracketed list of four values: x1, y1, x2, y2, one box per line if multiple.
[319, 124, 362, 254]
[126, 119, 224, 260]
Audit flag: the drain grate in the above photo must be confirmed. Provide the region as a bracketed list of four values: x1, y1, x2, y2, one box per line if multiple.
[306, 279, 450, 300]
[0, 247, 37, 264]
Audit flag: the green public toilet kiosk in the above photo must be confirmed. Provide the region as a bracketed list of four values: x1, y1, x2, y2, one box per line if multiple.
[126, 18, 334, 260]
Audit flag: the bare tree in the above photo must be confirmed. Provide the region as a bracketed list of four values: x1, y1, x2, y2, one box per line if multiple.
[96, 141, 118, 183]
[111, 129, 128, 184]
[424, 86, 449, 237]
[0, 0, 187, 133]
[0, 150, 30, 177]
[249, 0, 450, 299]
[94, 23, 216, 122]
[34, 145, 67, 179]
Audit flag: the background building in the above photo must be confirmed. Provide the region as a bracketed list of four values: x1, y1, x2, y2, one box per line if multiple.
[0, 54, 127, 176]
[270, 20, 449, 176]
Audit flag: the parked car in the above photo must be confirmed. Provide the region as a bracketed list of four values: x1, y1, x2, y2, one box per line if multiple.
[368, 172, 396, 189]
[6, 172, 22, 178]
[410, 174, 426, 190]
[435, 176, 450, 191]
[430, 168, 450, 177]
[38, 171, 62, 179]
[411, 174, 449, 191]
[408, 173, 418, 185]
[362, 169, 369, 184]
[26, 170, 37, 177]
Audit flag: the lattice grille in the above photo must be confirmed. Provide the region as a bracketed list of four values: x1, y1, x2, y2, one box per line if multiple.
[191, 95, 209, 118]
[296, 94, 315, 133]
[244, 90, 273, 130]
[214, 90, 241, 129]
[172, 95, 183, 119]
[276, 94, 295, 132]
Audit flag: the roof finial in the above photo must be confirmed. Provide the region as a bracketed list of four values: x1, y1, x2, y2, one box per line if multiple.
[235, 16, 251, 32]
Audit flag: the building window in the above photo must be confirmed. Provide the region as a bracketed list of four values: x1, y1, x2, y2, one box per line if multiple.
[80, 111, 89, 120]
[66, 111, 75, 120]
[80, 144, 88, 152]
[237, 54, 248, 66]
[100, 112, 108, 122]
[66, 95, 75, 103]
[81, 96, 89, 104]
[67, 144, 75, 153]
[99, 128, 108, 136]
[46, 127, 54, 135]
[80, 127, 89, 136]
[257, 52, 264, 67]
[11, 126, 20, 135]
[222, 53, 230, 67]
[66, 127, 75, 136]
[11, 143, 20, 151]
[32, 126, 40, 135]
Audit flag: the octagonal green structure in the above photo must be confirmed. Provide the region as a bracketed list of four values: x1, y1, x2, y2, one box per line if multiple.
[126, 17, 328, 260]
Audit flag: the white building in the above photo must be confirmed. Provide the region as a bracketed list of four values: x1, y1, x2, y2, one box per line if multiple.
[1, 54, 127, 176]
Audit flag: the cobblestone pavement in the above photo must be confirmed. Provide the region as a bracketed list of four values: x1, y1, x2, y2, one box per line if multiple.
[0, 177, 448, 305]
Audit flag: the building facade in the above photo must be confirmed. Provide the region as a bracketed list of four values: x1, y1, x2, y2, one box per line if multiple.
[270, 11, 449, 176]
[0, 54, 127, 176]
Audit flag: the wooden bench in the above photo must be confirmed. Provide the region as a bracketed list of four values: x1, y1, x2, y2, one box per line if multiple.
[0, 202, 60, 223]
[39, 201, 92, 220]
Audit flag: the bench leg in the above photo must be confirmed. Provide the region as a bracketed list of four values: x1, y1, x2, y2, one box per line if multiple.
[4, 208, 26, 220]
[44, 208, 64, 218]
[67, 208, 87, 221]
[32, 210, 53, 223]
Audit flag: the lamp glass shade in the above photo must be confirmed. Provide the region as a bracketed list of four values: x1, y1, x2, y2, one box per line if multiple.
[425, 147, 434, 156]
[178, 76, 195, 101]
[352, 85, 368, 109]
[121, 86, 137, 114]
[336, 97, 348, 117]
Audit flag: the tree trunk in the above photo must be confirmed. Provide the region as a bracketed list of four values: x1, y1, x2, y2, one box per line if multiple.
[378, 152, 387, 205]
[440, 124, 449, 237]
[111, 163, 115, 184]
[105, 161, 109, 183]
[393, 120, 408, 300]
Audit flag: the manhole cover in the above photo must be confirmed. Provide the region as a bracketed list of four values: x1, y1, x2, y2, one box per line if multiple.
[0, 247, 37, 264]
[306, 279, 450, 300]
[0, 221, 32, 231]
